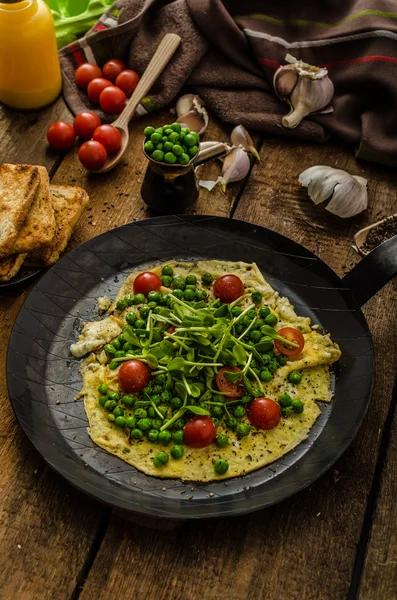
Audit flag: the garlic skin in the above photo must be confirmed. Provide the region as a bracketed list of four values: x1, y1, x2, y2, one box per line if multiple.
[299, 166, 368, 218]
[230, 125, 260, 161]
[175, 94, 209, 135]
[219, 147, 250, 191]
[274, 54, 334, 128]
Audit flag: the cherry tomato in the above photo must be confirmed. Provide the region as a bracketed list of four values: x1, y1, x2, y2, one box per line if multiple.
[184, 416, 217, 448]
[93, 124, 121, 154]
[118, 360, 152, 393]
[213, 274, 244, 303]
[102, 59, 127, 82]
[75, 63, 102, 89]
[133, 272, 161, 296]
[87, 78, 113, 104]
[99, 86, 126, 113]
[248, 397, 281, 430]
[115, 69, 140, 97]
[78, 140, 107, 171]
[274, 327, 305, 357]
[167, 325, 177, 336]
[216, 366, 244, 399]
[73, 112, 101, 139]
[47, 121, 75, 151]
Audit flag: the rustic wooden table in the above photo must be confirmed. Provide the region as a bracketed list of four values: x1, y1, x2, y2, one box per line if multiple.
[0, 97, 396, 600]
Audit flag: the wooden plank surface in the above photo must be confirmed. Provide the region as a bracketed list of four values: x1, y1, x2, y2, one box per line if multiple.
[77, 138, 397, 600]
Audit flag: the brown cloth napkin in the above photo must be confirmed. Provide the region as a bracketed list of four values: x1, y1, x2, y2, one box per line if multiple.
[60, 0, 397, 166]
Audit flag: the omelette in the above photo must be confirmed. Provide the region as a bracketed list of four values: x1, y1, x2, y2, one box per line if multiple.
[71, 261, 341, 482]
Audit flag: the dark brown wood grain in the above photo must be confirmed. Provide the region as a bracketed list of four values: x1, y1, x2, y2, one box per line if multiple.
[78, 137, 397, 600]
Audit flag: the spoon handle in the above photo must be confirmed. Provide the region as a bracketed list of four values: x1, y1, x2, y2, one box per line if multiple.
[113, 33, 181, 130]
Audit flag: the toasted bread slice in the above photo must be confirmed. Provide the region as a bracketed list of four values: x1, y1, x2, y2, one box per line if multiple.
[0, 164, 39, 257]
[13, 166, 56, 254]
[0, 253, 27, 282]
[26, 185, 89, 267]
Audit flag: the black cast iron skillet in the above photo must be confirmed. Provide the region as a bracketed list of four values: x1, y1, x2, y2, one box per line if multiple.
[6, 215, 397, 519]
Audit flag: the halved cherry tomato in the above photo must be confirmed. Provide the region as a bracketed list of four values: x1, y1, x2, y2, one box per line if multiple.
[167, 326, 176, 335]
[213, 274, 244, 303]
[118, 360, 152, 393]
[99, 86, 126, 113]
[274, 327, 305, 357]
[216, 366, 244, 399]
[93, 124, 121, 154]
[133, 272, 161, 295]
[47, 121, 75, 151]
[248, 397, 281, 430]
[115, 69, 140, 97]
[87, 78, 113, 104]
[73, 112, 101, 139]
[75, 63, 102, 89]
[78, 140, 107, 171]
[102, 59, 127, 82]
[184, 416, 217, 448]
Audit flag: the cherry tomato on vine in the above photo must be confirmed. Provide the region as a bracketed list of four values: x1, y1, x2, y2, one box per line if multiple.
[75, 63, 102, 89]
[184, 416, 217, 448]
[213, 274, 244, 303]
[248, 397, 281, 430]
[87, 78, 113, 104]
[274, 327, 305, 357]
[47, 121, 75, 151]
[102, 59, 127, 82]
[133, 272, 161, 295]
[93, 125, 121, 154]
[78, 140, 107, 171]
[73, 112, 101, 139]
[216, 366, 244, 399]
[118, 360, 152, 393]
[99, 86, 126, 113]
[115, 69, 140, 97]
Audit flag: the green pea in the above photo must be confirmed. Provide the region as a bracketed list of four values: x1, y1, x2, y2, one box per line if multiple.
[158, 406, 168, 418]
[172, 144, 183, 156]
[236, 423, 251, 438]
[163, 141, 173, 152]
[226, 418, 237, 430]
[168, 445, 184, 461]
[131, 428, 143, 440]
[277, 354, 289, 365]
[139, 307, 149, 320]
[160, 265, 172, 277]
[144, 291, 158, 305]
[144, 126, 155, 138]
[172, 288, 184, 299]
[152, 385, 162, 394]
[146, 408, 155, 419]
[171, 122, 182, 133]
[179, 153, 190, 165]
[188, 145, 198, 157]
[158, 430, 172, 444]
[195, 289, 207, 301]
[170, 397, 182, 410]
[162, 136, 168, 143]
[124, 294, 134, 306]
[201, 272, 213, 286]
[152, 149, 164, 162]
[240, 316, 250, 329]
[288, 371, 302, 385]
[268, 360, 279, 374]
[291, 399, 304, 414]
[246, 310, 256, 320]
[123, 342, 133, 352]
[125, 416, 136, 429]
[179, 132, 186, 143]
[134, 319, 145, 330]
[172, 276, 185, 290]
[151, 132, 162, 144]
[125, 312, 137, 326]
[235, 323, 244, 334]
[104, 344, 116, 356]
[97, 383, 108, 395]
[281, 406, 294, 418]
[159, 293, 169, 305]
[240, 394, 252, 405]
[173, 430, 184, 444]
[259, 369, 272, 382]
[168, 131, 179, 144]
[211, 405, 223, 418]
[279, 393, 292, 407]
[155, 127, 164, 134]
[251, 290, 262, 303]
[151, 419, 163, 430]
[137, 418, 151, 431]
[151, 394, 161, 405]
[104, 399, 117, 412]
[233, 406, 246, 418]
[113, 406, 124, 418]
[117, 334, 127, 345]
[114, 416, 125, 427]
[154, 373, 167, 385]
[183, 274, 196, 286]
[214, 459, 229, 475]
[148, 429, 159, 442]
[108, 391, 119, 402]
[113, 350, 125, 359]
[183, 288, 195, 301]
[160, 390, 172, 403]
[184, 133, 196, 147]
[98, 395, 107, 406]
[164, 152, 177, 165]
[250, 330, 262, 343]
[146, 302, 156, 312]
[182, 127, 190, 135]
[173, 418, 185, 431]
[265, 313, 278, 327]
[153, 451, 169, 467]
[144, 141, 154, 154]
[231, 306, 242, 318]
[134, 408, 147, 419]
[132, 293, 145, 305]
[116, 299, 127, 311]
[161, 275, 172, 287]
[108, 360, 118, 370]
[216, 434, 229, 448]
[122, 395, 134, 409]
[108, 413, 116, 422]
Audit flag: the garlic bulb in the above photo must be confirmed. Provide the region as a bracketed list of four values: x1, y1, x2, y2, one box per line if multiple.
[230, 125, 260, 160]
[219, 147, 250, 191]
[274, 54, 334, 128]
[299, 166, 368, 218]
[176, 94, 208, 135]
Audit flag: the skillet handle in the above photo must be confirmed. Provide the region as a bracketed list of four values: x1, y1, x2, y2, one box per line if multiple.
[342, 234, 397, 306]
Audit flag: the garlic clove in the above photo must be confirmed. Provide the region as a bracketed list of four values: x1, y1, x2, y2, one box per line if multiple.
[177, 108, 209, 135]
[273, 65, 298, 99]
[230, 125, 260, 161]
[219, 147, 250, 191]
[326, 177, 368, 218]
[176, 94, 205, 117]
[300, 166, 348, 204]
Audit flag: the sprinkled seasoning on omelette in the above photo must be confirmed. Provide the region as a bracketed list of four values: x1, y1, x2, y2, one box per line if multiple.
[71, 260, 341, 482]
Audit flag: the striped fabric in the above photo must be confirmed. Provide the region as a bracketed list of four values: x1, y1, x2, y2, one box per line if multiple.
[60, 0, 397, 165]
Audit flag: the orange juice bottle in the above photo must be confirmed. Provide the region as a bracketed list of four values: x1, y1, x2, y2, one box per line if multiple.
[0, 0, 62, 110]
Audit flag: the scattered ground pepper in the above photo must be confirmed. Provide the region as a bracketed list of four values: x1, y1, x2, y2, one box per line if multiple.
[362, 214, 397, 253]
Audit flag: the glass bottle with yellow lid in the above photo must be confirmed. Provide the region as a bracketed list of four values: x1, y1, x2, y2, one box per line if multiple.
[0, 0, 62, 110]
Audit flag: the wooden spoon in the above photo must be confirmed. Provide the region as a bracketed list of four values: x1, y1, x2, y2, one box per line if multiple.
[97, 33, 181, 173]
[354, 213, 397, 255]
